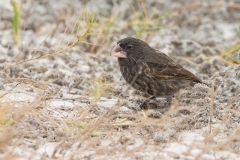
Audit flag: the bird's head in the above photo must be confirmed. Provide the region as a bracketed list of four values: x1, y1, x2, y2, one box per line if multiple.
[111, 37, 151, 59]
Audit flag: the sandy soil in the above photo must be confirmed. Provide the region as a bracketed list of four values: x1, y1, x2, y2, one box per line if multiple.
[0, 0, 240, 159]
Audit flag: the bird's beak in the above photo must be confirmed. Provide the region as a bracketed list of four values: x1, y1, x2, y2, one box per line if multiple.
[111, 44, 127, 58]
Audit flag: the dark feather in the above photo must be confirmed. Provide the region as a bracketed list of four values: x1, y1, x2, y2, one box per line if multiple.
[146, 51, 202, 83]
[112, 37, 205, 107]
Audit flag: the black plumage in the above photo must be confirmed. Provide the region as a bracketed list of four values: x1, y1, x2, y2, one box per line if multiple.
[111, 37, 204, 109]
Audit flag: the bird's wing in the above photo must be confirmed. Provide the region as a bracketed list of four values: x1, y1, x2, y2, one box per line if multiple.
[145, 51, 202, 83]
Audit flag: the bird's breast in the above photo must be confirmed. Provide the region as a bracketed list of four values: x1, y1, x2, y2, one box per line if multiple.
[118, 58, 155, 94]
[118, 58, 141, 84]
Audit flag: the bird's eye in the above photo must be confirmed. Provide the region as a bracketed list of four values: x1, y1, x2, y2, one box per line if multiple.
[126, 45, 133, 50]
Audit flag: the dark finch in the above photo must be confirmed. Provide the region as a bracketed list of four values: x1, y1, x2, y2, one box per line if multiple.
[111, 37, 204, 109]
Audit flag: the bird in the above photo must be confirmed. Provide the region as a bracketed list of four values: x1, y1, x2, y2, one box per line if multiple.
[111, 37, 205, 109]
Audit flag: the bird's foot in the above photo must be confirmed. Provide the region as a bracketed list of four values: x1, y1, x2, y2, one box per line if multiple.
[139, 96, 173, 110]
[139, 101, 148, 110]
[164, 96, 173, 108]
[139, 96, 156, 110]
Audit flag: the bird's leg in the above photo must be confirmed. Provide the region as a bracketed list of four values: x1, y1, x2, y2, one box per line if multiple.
[164, 96, 173, 108]
[139, 96, 156, 110]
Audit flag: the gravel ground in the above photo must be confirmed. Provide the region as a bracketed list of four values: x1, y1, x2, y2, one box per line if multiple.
[0, 0, 240, 159]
